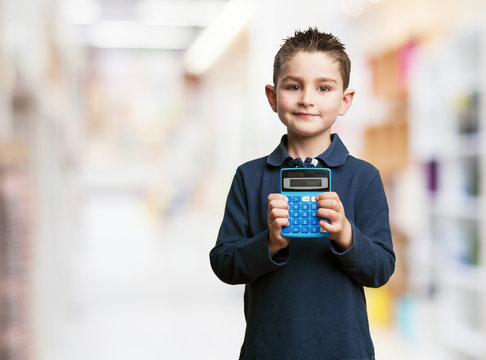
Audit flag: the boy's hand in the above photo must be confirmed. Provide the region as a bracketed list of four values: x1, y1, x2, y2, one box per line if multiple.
[267, 193, 290, 256]
[316, 192, 353, 251]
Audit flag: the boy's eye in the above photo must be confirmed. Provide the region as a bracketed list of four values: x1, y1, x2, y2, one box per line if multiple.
[287, 84, 301, 91]
[318, 86, 330, 92]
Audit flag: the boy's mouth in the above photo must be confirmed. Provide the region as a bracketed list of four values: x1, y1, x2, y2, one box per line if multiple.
[294, 112, 319, 118]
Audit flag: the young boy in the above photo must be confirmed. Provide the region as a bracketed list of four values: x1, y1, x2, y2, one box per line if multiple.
[209, 27, 395, 360]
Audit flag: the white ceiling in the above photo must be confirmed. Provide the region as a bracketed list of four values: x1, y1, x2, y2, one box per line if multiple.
[61, 0, 229, 50]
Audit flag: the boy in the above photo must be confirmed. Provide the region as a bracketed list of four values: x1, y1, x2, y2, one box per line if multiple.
[209, 27, 395, 360]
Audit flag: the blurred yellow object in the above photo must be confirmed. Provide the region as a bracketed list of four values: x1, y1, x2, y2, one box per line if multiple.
[366, 286, 393, 327]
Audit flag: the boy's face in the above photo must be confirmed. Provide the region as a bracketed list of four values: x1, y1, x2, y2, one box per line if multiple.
[265, 51, 354, 140]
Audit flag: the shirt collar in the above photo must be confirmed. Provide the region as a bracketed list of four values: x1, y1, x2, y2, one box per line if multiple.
[267, 133, 349, 168]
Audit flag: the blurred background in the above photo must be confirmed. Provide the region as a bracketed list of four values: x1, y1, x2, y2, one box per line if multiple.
[1, 0, 485, 359]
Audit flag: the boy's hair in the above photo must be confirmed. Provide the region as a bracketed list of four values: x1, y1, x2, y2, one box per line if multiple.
[273, 27, 351, 89]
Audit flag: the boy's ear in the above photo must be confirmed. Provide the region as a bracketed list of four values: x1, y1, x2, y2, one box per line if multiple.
[265, 84, 278, 113]
[338, 88, 355, 116]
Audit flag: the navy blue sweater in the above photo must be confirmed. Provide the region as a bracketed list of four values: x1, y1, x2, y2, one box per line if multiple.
[210, 134, 395, 360]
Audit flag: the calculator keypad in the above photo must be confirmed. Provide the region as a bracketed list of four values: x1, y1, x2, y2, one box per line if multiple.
[282, 195, 329, 237]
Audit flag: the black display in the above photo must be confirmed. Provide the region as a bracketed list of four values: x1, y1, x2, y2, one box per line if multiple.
[281, 168, 330, 192]
[290, 178, 322, 187]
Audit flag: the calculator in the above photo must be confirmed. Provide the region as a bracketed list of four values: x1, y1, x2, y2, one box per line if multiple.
[280, 168, 331, 238]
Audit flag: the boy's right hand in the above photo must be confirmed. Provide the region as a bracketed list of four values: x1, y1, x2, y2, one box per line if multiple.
[267, 193, 290, 256]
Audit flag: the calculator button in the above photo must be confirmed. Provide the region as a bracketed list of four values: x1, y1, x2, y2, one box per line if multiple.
[282, 191, 328, 237]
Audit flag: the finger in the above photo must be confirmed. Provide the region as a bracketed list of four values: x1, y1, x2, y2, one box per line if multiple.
[268, 208, 289, 221]
[316, 191, 337, 199]
[317, 198, 341, 211]
[268, 194, 289, 212]
[320, 219, 338, 233]
[273, 217, 290, 228]
[268, 193, 289, 201]
[268, 199, 290, 210]
[316, 208, 339, 221]
[269, 218, 290, 235]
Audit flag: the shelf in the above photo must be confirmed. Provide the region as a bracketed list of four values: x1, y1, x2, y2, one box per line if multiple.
[452, 133, 483, 158]
[439, 264, 486, 292]
[427, 193, 481, 220]
[409, 24, 486, 360]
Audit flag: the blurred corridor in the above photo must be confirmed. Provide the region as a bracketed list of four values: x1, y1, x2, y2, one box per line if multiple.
[1, 0, 486, 359]
[61, 191, 245, 359]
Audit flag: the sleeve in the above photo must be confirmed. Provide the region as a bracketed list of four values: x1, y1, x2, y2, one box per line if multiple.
[330, 173, 395, 288]
[209, 169, 289, 285]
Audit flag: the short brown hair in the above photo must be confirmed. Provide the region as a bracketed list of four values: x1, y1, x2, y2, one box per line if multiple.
[273, 27, 351, 89]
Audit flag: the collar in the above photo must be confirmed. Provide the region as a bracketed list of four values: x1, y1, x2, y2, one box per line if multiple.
[267, 133, 349, 168]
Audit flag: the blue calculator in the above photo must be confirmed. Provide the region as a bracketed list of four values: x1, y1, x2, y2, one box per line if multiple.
[280, 168, 331, 238]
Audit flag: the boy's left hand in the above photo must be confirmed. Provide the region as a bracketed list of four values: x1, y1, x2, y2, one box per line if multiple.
[316, 192, 353, 251]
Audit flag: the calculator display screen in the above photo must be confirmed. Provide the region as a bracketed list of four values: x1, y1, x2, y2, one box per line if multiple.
[281, 168, 330, 192]
[290, 178, 322, 187]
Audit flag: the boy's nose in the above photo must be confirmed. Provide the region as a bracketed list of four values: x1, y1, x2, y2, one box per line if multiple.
[299, 89, 314, 106]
